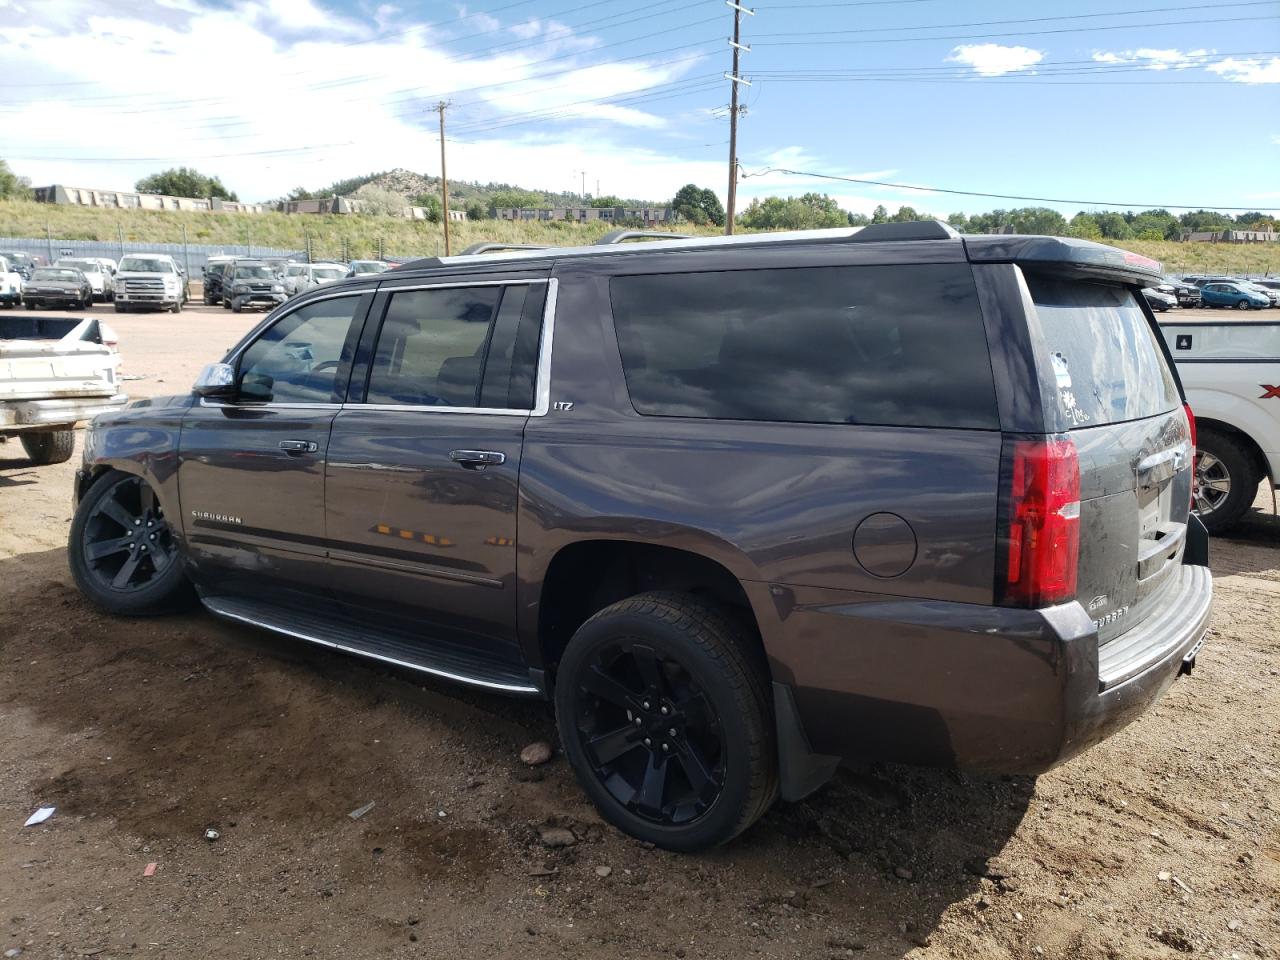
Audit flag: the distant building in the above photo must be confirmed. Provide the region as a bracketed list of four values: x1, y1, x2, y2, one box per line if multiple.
[34, 184, 269, 213]
[497, 206, 674, 226]
[1183, 228, 1279, 243]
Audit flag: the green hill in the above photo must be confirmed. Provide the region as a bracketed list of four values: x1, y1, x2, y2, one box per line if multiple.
[2, 198, 1276, 275]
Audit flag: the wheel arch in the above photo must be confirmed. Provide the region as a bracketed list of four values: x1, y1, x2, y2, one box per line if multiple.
[531, 538, 770, 685]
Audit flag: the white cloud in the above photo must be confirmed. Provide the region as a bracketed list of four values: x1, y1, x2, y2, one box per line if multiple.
[0, 0, 716, 200]
[1091, 48, 1213, 71]
[947, 43, 1043, 77]
[1207, 57, 1280, 84]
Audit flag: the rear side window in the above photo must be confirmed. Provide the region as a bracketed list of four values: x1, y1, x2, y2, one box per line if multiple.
[1027, 275, 1179, 429]
[609, 264, 998, 429]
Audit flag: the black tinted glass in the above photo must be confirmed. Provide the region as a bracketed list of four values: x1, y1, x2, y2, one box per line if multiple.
[367, 287, 501, 407]
[237, 297, 361, 403]
[1028, 275, 1179, 429]
[609, 264, 997, 429]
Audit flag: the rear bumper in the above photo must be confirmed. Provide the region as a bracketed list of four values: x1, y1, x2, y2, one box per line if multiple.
[0, 393, 129, 430]
[761, 561, 1213, 780]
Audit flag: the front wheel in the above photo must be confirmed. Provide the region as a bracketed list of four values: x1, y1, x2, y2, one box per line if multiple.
[171, 299, 182, 313]
[68, 470, 193, 616]
[555, 592, 777, 852]
[1237, 299, 1251, 310]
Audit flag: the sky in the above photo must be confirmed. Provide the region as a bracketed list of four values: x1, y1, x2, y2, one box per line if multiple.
[0, 0, 1277, 217]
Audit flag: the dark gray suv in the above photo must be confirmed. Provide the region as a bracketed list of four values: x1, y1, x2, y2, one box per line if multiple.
[68, 221, 1212, 851]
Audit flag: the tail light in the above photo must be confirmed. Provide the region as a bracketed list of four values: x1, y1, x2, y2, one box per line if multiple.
[1184, 402, 1197, 509]
[1002, 437, 1080, 608]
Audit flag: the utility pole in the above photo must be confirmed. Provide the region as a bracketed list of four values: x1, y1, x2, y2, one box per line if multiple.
[725, 1, 753, 235]
[436, 101, 452, 256]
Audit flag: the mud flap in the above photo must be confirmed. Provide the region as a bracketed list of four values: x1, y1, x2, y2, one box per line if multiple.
[1183, 514, 1210, 567]
[772, 682, 841, 802]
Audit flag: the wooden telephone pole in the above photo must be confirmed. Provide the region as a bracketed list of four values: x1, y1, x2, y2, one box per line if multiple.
[724, 2, 753, 235]
[436, 101, 452, 256]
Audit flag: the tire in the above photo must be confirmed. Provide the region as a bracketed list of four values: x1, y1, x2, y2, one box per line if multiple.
[1194, 429, 1259, 533]
[1237, 299, 1250, 310]
[222, 297, 231, 310]
[68, 469, 193, 616]
[114, 302, 125, 313]
[20, 429, 76, 465]
[24, 300, 36, 310]
[171, 298, 182, 313]
[554, 591, 777, 852]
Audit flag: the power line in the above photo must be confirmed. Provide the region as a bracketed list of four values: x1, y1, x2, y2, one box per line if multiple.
[757, 0, 1271, 34]
[739, 167, 1273, 211]
[752, 13, 1280, 45]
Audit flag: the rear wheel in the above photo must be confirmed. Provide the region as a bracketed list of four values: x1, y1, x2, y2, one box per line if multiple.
[68, 470, 193, 616]
[1194, 430, 1258, 533]
[24, 299, 37, 309]
[20, 429, 75, 465]
[554, 592, 777, 851]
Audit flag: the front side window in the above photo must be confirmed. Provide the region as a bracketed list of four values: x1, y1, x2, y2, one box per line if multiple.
[236, 297, 362, 403]
[609, 264, 998, 429]
[365, 284, 545, 409]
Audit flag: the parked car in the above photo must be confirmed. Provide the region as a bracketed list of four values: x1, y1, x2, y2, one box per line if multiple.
[55, 258, 113, 302]
[0, 251, 37, 280]
[114, 254, 185, 313]
[0, 315, 126, 464]
[22, 267, 92, 309]
[1143, 287, 1177, 312]
[1240, 281, 1280, 307]
[346, 259, 389, 278]
[221, 260, 288, 312]
[68, 223, 1211, 851]
[1160, 317, 1280, 531]
[284, 262, 347, 297]
[1200, 281, 1270, 310]
[0, 256, 23, 308]
[1163, 279, 1202, 308]
[202, 256, 237, 305]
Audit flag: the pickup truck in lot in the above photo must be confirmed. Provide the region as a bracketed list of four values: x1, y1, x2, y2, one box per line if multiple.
[0, 315, 127, 464]
[1160, 318, 1280, 531]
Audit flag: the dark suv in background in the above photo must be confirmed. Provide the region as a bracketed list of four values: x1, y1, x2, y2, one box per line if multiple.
[68, 222, 1212, 851]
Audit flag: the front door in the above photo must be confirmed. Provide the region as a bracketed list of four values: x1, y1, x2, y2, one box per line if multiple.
[178, 292, 370, 603]
[325, 278, 549, 667]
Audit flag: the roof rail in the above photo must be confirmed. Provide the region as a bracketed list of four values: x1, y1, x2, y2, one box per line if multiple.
[595, 230, 696, 245]
[848, 220, 960, 243]
[457, 242, 553, 255]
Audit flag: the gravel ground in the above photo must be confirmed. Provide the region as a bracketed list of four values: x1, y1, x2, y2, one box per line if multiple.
[1, 304, 1277, 960]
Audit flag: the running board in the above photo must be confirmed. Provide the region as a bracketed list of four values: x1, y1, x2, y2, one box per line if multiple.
[201, 595, 541, 696]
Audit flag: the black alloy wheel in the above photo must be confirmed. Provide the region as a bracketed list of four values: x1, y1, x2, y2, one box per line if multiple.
[69, 471, 193, 615]
[555, 592, 778, 851]
[572, 639, 727, 827]
[79, 474, 178, 593]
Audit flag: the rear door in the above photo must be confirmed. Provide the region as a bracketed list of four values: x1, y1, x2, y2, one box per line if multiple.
[1023, 273, 1190, 645]
[323, 276, 548, 667]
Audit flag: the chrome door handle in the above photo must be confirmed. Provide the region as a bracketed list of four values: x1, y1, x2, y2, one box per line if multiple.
[449, 449, 506, 468]
[279, 439, 318, 454]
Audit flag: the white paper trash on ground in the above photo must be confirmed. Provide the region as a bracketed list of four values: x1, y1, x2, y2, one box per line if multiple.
[24, 807, 55, 827]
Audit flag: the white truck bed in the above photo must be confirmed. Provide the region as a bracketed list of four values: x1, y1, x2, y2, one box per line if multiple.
[0, 316, 127, 430]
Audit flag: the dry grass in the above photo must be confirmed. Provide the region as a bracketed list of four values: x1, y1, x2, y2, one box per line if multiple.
[2, 199, 1277, 275]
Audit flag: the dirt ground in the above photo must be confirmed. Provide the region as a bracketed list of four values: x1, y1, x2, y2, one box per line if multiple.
[1, 304, 1277, 960]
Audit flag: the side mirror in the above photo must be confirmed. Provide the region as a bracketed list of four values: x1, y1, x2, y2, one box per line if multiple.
[193, 362, 237, 399]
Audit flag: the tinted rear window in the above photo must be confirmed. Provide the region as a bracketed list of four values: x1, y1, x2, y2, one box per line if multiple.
[1027, 275, 1179, 429]
[609, 264, 997, 429]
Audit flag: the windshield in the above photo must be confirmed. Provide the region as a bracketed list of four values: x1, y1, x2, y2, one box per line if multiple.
[33, 268, 80, 281]
[58, 260, 98, 273]
[314, 268, 345, 280]
[234, 265, 274, 279]
[286, 265, 306, 276]
[351, 262, 387, 274]
[120, 257, 174, 273]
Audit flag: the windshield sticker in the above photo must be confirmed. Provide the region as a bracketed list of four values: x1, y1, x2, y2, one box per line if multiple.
[1050, 352, 1072, 389]
[1049, 352, 1090, 425]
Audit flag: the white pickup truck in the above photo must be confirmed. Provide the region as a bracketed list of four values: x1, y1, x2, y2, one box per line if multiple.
[0, 315, 127, 464]
[1160, 317, 1280, 532]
